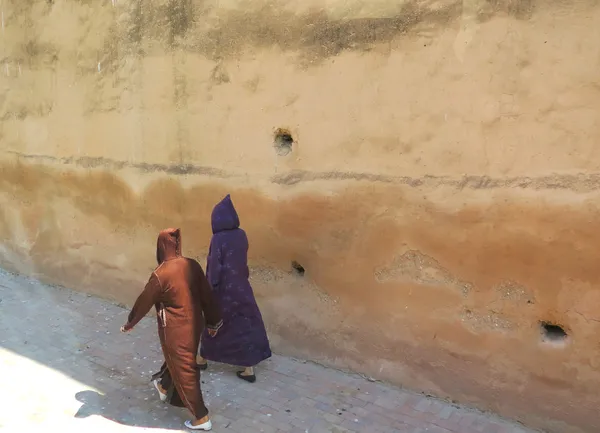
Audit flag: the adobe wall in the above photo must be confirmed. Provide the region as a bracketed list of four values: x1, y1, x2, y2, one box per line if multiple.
[1, 1, 599, 432]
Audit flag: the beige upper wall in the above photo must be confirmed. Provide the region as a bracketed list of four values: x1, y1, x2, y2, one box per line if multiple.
[1, 0, 599, 178]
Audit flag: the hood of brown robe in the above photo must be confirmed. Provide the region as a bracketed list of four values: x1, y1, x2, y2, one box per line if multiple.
[156, 228, 182, 265]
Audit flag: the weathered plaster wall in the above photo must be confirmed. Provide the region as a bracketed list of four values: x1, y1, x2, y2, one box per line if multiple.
[1, 1, 600, 432]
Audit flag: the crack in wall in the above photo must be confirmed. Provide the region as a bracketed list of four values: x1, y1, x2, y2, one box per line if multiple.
[569, 309, 600, 324]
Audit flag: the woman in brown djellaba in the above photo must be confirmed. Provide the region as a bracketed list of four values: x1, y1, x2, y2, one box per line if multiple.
[120, 228, 223, 431]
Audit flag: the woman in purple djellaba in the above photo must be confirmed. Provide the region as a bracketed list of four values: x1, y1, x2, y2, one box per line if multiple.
[197, 194, 272, 383]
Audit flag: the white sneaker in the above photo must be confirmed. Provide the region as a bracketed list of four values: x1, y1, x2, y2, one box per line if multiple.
[184, 419, 212, 430]
[152, 379, 167, 402]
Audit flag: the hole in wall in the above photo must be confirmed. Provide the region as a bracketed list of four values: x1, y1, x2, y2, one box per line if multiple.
[291, 261, 305, 276]
[274, 128, 294, 156]
[540, 321, 569, 346]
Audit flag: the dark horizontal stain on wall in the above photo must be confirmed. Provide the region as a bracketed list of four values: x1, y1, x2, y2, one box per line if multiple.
[271, 170, 600, 192]
[7, 152, 230, 178]
[10, 0, 539, 71]
[7, 151, 600, 193]
[483, 0, 535, 20]
[191, 1, 463, 64]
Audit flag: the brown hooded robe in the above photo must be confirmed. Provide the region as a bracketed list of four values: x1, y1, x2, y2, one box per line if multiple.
[123, 228, 222, 419]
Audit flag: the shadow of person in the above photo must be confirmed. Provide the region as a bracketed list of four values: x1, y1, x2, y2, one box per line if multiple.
[74, 389, 186, 431]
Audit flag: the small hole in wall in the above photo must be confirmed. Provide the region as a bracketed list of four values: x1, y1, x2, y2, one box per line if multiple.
[540, 321, 569, 346]
[274, 128, 294, 156]
[291, 261, 305, 276]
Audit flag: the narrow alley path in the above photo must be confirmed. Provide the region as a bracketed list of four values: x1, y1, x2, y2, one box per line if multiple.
[0, 269, 536, 433]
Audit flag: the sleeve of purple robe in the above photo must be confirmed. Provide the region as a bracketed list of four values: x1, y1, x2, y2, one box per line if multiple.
[123, 272, 162, 331]
[206, 237, 223, 290]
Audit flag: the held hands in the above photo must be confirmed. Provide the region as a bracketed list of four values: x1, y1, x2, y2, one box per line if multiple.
[121, 324, 219, 336]
[207, 320, 223, 337]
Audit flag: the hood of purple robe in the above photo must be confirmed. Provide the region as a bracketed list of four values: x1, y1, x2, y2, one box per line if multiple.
[211, 194, 240, 234]
[156, 228, 181, 265]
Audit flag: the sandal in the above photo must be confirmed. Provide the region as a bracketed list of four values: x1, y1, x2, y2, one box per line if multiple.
[236, 371, 256, 383]
[152, 379, 167, 402]
[184, 418, 212, 430]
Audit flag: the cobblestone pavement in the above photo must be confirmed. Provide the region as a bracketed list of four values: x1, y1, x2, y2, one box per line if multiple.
[0, 270, 537, 433]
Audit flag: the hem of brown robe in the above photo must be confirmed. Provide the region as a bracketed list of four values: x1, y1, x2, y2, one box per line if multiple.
[151, 362, 209, 419]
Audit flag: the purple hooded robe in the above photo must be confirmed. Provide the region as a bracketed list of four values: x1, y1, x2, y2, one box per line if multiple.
[200, 195, 272, 367]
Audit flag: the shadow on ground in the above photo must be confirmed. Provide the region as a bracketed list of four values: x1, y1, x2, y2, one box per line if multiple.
[74, 390, 181, 429]
[0, 270, 190, 431]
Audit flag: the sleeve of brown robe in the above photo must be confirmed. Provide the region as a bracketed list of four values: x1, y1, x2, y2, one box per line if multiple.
[190, 259, 223, 331]
[123, 272, 162, 331]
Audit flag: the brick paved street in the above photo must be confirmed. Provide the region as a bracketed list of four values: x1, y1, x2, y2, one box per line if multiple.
[0, 269, 537, 433]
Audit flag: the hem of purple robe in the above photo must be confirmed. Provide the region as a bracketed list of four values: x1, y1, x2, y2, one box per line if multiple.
[200, 351, 272, 368]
